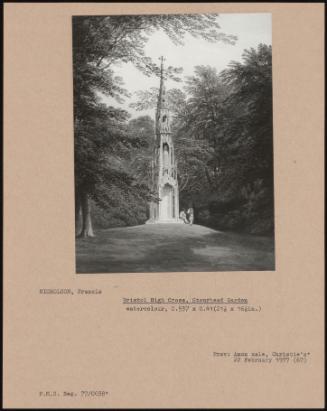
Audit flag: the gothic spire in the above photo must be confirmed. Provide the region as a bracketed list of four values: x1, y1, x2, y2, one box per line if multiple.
[157, 56, 167, 111]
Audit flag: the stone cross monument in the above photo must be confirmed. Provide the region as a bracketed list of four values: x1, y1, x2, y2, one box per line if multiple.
[146, 57, 182, 224]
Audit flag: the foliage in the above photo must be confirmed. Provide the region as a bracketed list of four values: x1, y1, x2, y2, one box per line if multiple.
[73, 14, 236, 78]
[86, 116, 156, 228]
[73, 14, 274, 236]
[171, 45, 274, 234]
[130, 87, 187, 116]
[119, 44, 274, 234]
[73, 14, 236, 235]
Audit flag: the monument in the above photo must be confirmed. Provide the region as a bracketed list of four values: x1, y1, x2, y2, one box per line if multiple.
[146, 57, 182, 224]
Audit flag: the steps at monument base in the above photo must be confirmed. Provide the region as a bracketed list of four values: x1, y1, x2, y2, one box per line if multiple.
[146, 219, 184, 224]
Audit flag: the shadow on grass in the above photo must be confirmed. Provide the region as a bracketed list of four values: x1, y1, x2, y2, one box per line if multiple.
[76, 224, 275, 273]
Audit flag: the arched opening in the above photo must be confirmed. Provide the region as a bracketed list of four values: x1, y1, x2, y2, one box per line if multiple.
[163, 143, 169, 173]
[162, 115, 167, 122]
[160, 184, 174, 220]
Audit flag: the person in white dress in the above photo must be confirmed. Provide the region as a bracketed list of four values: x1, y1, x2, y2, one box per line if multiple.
[187, 207, 194, 225]
[179, 209, 188, 224]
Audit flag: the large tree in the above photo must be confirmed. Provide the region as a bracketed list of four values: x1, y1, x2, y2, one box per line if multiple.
[174, 66, 229, 198]
[219, 44, 273, 192]
[172, 44, 274, 233]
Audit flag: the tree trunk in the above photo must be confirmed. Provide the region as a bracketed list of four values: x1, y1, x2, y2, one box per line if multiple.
[75, 202, 82, 237]
[75, 191, 82, 236]
[204, 166, 213, 187]
[79, 192, 95, 238]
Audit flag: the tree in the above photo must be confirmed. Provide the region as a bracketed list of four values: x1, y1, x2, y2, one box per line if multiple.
[75, 104, 133, 236]
[127, 115, 156, 188]
[215, 44, 274, 233]
[219, 44, 273, 191]
[170, 45, 273, 233]
[171, 66, 229, 209]
[73, 14, 236, 76]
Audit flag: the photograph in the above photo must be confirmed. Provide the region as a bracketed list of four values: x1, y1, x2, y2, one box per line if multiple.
[73, 13, 275, 273]
[4, 4, 324, 408]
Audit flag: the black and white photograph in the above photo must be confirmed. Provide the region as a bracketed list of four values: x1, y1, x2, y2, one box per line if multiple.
[4, 4, 324, 408]
[73, 13, 275, 273]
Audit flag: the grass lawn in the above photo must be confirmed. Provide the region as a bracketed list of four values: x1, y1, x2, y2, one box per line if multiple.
[76, 224, 275, 273]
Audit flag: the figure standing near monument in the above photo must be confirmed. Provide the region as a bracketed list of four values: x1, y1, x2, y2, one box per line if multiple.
[187, 207, 194, 225]
[179, 209, 188, 224]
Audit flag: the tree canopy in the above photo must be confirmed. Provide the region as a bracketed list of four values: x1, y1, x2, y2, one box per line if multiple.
[73, 14, 238, 236]
[130, 45, 274, 233]
[73, 14, 273, 237]
[174, 45, 274, 233]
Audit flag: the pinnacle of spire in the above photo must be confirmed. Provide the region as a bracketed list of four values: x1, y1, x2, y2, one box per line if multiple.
[159, 56, 166, 74]
[157, 56, 167, 111]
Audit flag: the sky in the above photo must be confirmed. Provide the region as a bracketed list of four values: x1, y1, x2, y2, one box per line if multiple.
[101, 13, 272, 118]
